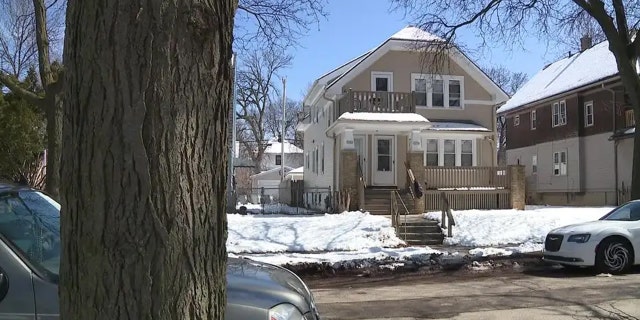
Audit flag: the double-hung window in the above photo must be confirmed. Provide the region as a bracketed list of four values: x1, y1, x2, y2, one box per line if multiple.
[425, 139, 439, 166]
[530, 110, 537, 129]
[412, 74, 464, 108]
[584, 101, 594, 127]
[424, 138, 476, 167]
[553, 151, 567, 176]
[552, 100, 567, 127]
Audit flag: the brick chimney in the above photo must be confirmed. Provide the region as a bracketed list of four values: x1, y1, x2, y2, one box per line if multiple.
[580, 35, 593, 52]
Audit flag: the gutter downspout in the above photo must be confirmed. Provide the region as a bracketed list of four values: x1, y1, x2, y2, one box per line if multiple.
[603, 84, 618, 204]
[322, 87, 339, 197]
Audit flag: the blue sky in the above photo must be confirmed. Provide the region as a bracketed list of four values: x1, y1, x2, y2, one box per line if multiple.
[280, 0, 566, 101]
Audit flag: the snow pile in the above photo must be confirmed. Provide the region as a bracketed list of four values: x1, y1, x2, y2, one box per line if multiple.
[425, 206, 614, 249]
[236, 203, 317, 215]
[227, 211, 406, 254]
[338, 112, 430, 123]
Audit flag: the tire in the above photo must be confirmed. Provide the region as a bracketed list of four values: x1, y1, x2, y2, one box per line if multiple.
[595, 237, 634, 275]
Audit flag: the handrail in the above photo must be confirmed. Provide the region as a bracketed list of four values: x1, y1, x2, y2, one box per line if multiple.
[404, 160, 416, 201]
[357, 156, 367, 187]
[357, 156, 366, 210]
[391, 190, 410, 239]
[440, 191, 456, 237]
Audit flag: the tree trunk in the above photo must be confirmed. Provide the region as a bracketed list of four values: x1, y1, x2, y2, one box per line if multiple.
[60, 1, 236, 319]
[44, 95, 61, 199]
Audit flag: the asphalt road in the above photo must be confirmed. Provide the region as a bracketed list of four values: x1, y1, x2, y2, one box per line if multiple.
[308, 266, 640, 319]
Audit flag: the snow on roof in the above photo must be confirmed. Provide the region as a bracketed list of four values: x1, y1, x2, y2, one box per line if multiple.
[498, 41, 618, 114]
[427, 122, 490, 132]
[250, 166, 293, 179]
[338, 112, 430, 123]
[264, 140, 303, 154]
[390, 26, 443, 42]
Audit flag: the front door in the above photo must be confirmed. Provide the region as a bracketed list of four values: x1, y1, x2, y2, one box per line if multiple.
[373, 135, 395, 186]
[354, 135, 367, 182]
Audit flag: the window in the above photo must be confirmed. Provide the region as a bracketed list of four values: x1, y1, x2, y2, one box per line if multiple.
[461, 140, 473, 167]
[275, 155, 282, 166]
[514, 115, 520, 126]
[552, 100, 567, 127]
[553, 151, 567, 176]
[321, 143, 325, 174]
[432, 80, 444, 107]
[626, 109, 636, 127]
[411, 74, 464, 108]
[532, 155, 537, 174]
[443, 140, 456, 166]
[531, 110, 537, 129]
[449, 80, 461, 107]
[584, 101, 594, 127]
[314, 147, 318, 174]
[426, 139, 439, 166]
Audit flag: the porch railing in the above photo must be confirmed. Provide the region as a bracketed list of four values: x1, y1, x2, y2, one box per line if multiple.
[424, 166, 511, 190]
[336, 90, 416, 120]
[390, 190, 410, 238]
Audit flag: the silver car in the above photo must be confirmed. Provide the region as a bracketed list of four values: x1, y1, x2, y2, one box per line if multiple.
[0, 183, 320, 319]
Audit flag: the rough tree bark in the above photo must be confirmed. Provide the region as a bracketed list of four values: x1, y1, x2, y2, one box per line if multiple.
[60, 1, 236, 319]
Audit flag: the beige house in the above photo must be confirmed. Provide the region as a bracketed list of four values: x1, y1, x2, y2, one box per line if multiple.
[297, 26, 509, 211]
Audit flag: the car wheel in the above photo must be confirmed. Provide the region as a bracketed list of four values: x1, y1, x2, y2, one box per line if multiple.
[595, 238, 634, 275]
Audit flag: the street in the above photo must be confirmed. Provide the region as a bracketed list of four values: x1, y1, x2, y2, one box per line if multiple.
[308, 266, 640, 319]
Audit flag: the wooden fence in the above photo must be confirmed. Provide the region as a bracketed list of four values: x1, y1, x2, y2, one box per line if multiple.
[423, 166, 515, 211]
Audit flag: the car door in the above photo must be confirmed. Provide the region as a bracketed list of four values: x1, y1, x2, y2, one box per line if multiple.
[0, 239, 37, 319]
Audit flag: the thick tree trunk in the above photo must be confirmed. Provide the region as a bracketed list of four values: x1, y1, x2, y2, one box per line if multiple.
[44, 95, 61, 199]
[60, 1, 236, 319]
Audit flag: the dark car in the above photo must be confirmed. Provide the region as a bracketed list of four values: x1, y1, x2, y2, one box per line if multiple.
[0, 183, 319, 319]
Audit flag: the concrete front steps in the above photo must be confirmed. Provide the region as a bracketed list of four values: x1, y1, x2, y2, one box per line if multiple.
[396, 219, 445, 246]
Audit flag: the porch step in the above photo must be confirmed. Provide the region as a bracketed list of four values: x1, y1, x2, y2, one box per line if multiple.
[396, 219, 445, 246]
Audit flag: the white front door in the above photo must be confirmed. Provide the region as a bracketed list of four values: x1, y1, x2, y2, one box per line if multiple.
[373, 135, 395, 186]
[354, 135, 367, 181]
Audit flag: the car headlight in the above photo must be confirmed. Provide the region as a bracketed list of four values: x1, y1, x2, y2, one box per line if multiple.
[567, 234, 591, 243]
[269, 303, 304, 320]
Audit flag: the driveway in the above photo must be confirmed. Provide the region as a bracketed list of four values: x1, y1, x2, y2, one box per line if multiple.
[308, 266, 640, 319]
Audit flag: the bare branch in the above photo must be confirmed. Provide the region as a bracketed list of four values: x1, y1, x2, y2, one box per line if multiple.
[0, 70, 44, 106]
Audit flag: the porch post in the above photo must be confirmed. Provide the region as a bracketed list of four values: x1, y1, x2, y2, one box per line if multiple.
[407, 152, 426, 214]
[509, 165, 526, 210]
[340, 150, 359, 211]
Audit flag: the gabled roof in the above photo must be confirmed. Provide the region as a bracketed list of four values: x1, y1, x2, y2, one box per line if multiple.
[498, 41, 619, 114]
[304, 26, 508, 107]
[264, 139, 303, 154]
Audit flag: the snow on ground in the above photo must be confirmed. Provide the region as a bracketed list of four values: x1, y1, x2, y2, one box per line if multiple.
[236, 202, 317, 215]
[425, 206, 614, 256]
[227, 211, 405, 254]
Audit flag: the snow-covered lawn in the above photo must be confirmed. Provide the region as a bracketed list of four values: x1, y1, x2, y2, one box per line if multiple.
[425, 206, 614, 256]
[226, 206, 617, 266]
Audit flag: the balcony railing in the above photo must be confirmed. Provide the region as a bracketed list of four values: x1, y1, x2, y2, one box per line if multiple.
[335, 90, 417, 120]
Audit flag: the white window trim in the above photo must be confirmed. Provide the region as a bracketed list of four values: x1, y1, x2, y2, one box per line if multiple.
[530, 110, 537, 130]
[371, 71, 394, 92]
[422, 137, 477, 167]
[321, 143, 325, 174]
[584, 101, 594, 127]
[553, 151, 567, 176]
[552, 100, 567, 127]
[411, 73, 465, 109]
[514, 115, 520, 126]
[532, 155, 538, 174]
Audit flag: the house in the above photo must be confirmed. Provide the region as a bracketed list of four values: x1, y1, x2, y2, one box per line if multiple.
[249, 166, 294, 203]
[262, 138, 304, 171]
[297, 26, 509, 212]
[498, 37, 636, 206]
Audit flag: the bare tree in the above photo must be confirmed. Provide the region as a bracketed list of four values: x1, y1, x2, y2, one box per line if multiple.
[236, 0, 328, 49]
[264, 99, 303, 145]
[392, 0, 640, 198]
[236, 47, 292, 172]
[484, 66, 528, 165]
[0, 0, 65, 199]
[0, 0, 37, 77]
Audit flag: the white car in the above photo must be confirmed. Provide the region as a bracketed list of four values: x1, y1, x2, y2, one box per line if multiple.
[543, 200, 640, 274]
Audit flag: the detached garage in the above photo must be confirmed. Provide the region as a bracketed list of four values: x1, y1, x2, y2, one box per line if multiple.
[250, 166, 293, 203]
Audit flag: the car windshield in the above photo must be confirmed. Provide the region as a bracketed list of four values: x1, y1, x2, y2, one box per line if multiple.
[0, 190, 60, 281]
[600, 201, 640, 221]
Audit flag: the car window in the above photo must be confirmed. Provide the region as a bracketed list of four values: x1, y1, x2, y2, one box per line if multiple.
[601, 202, 640, 221]
[0, 191, 60, 280]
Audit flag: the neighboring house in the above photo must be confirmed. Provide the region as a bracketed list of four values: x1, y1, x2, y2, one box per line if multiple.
[297, 26, 508, 211]
[249, 166, 294, 203]
[262, 139, 304, 171]
[498, 37, 637, 206]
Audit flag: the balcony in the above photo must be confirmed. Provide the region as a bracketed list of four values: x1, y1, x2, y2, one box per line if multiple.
[335, 90, 417, 121]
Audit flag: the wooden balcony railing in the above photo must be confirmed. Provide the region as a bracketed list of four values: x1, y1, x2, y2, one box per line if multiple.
[424, 166, 511, 190]
[336, 90, 416, 120]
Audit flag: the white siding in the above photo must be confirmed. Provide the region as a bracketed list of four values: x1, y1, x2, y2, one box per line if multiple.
[303, 99, 335, 191]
